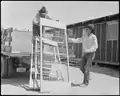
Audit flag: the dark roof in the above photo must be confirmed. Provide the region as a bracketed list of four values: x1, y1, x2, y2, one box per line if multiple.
[67, 13, 119, 28]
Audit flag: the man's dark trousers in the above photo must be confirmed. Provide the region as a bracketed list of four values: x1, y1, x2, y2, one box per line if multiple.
[80, 52, 95, 84]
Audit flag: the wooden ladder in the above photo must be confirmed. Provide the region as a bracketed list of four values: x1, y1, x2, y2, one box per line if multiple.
[29, 37, 61, 89]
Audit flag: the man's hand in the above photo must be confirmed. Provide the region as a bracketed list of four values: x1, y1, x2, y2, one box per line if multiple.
[67, 37, 71, 42]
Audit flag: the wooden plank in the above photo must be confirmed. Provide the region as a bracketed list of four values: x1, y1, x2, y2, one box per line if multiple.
[53, 29, 65, 36]
[78, 27, 82, 58]
[99, 24, 102, 61]
[36, 37, 58, 46]
[74, 27, 78, 58]
[40, 18, 66, 29]
[111, 41, 113, 63]
[95, 24, 100, 60]
[4, 45, 12, 53]
[10, 52, 31, 57]
[29, 42, 33, 87]
[101, 23, 106, 61]
[5, 27, 13, 33]
[42, 64, 52, 68]
[52, 37, 65, 43]
[75, 27, 78, 58]
[40, 25, 43, 92]
[43, 51, 54, 55]
[72, 28, 76, 58]
[59, 48, 67, 53]
[118, 42, 119, 62]
[43, 54, 55, 61]
[36, 67, 51, 72]
[107, 21, 118, 40]
[106, 41, 112, 62]
[1, 51, 10, 56]
[31, 73, 51, 80]
[117, 39, 119, 62]
[52, 35, 65, 39]
[94, 24, 97, 60]
[64, 28, 70, 82]
[67, 29, 74, 38]
[68, 28, 75, 57]
[76, 27, 79, 58]
[35, 38, 38, 82]
[105, 23, 107, 62]
[112, 40, 117, 62]
[4, 37, 12, 42]
[93, 60, 119, 65]
[116, 40, 118, 62]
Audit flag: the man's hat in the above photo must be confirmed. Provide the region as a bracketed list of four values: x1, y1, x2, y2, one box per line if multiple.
[85, 24, 95, 31]
[38, 6, 48, 13]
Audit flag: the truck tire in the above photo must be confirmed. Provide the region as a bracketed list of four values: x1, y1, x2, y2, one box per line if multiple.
[7, 58, 14, 77]
[1, 56, 8, 78]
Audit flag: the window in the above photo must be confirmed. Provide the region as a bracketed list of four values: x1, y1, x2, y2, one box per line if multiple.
[107, 21, 118, 40]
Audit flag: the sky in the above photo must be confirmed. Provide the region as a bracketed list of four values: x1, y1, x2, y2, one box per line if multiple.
[1, 1, 119, 31]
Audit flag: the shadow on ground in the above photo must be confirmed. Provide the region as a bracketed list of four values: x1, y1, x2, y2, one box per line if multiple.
[1, 72, 43, 93]
[91, 63, 119, 78]
[68, 57, 119, 78]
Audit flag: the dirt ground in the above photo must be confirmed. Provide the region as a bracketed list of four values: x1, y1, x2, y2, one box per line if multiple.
[1, 64, 119, 95]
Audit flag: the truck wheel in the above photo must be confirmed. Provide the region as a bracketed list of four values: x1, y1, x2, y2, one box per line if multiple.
[1, 56, 8, 78]
[7, 58, 14, 77]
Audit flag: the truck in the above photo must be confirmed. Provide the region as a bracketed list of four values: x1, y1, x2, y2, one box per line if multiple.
[1, 27, 32, 78]
[1, 27, 75, 79]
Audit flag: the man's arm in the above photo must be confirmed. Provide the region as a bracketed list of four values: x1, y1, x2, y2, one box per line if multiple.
[45, 15, 52, 20]
[85, 35, 98, 52]
[68, 37, 83, 43]
[32, 12, 40, 24]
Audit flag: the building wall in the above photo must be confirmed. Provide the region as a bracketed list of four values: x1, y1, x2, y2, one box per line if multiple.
[67, 16, 119, 65]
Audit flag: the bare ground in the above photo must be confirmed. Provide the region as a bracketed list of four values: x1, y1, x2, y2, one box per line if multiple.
[1, 64, 119, 95]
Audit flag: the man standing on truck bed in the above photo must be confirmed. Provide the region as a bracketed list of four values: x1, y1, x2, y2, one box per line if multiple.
[32, 6, 52, 37]
[68, 24, 98, 87]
